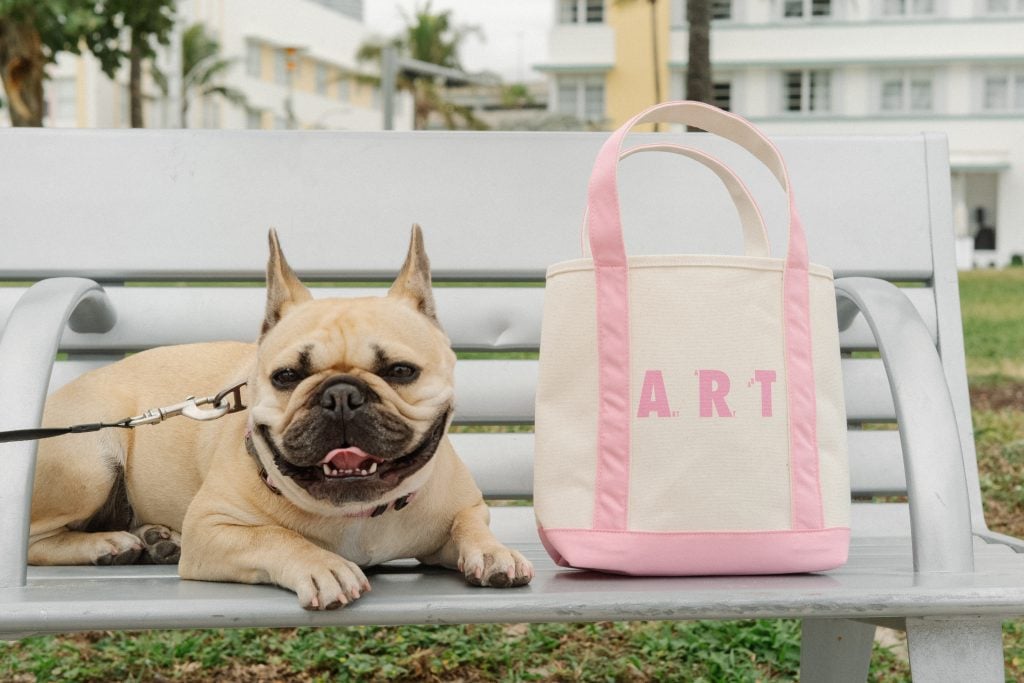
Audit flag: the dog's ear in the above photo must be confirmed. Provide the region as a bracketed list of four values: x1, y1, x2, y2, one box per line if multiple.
[388, 224, 439, 326]
[262, 229, 312, 337]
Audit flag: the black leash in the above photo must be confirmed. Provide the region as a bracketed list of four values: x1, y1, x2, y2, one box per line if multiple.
[0, 382, 247, 444]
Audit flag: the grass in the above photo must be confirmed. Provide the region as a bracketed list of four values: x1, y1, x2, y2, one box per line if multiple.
[1, 269, 1022, 681]
[960, 268, 1024, 382]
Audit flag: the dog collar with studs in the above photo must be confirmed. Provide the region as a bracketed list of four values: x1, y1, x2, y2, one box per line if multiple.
[243, 428, 415, 518]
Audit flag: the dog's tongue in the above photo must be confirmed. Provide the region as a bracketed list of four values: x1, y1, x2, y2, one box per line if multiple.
[321, 447, 379, 470]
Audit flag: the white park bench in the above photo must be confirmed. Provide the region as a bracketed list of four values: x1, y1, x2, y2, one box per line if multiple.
[0, 127, 1021, 681]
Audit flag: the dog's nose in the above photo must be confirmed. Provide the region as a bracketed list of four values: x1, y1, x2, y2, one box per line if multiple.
[321, 381, 366, 419]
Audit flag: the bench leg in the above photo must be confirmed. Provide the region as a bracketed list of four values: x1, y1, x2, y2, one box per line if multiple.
[800, 618, 874, 682]
[905, 617, 1003, 681]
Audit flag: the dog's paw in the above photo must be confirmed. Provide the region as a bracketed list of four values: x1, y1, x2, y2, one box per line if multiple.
[287, 556, 371, 611]
[133, 524, 182, 564]
[459, 544, 534, 588]
[91, 531, 144, 566]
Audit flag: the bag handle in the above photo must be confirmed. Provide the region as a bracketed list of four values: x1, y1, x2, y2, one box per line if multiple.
[586, 100, 807, 272]
[589, 143, 772, 258]
[586, 102, 823, 534]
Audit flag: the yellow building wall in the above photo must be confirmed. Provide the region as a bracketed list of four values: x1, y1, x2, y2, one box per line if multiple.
[606, 0, 671, 129]
[351, 79, 374, 108]
[260, 45, 275, 82]
[296, 57, 315, 93]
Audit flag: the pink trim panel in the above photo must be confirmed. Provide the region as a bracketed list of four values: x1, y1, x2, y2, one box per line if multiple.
[538, 526, 850, 576]
[592, 264, 632, 530]
[587, 117, 634, 532]
[781, 203, 824, 530]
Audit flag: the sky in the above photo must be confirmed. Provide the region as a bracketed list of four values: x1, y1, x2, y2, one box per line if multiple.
[363, 1, 552, 82]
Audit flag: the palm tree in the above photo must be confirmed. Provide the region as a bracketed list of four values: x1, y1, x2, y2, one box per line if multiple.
[685, 0, 712, 106]
[155, 23, 246, 128]
[359, 2, 485, 130]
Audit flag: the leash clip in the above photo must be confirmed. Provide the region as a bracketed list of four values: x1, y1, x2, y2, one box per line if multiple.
[125, 381, 247, 426]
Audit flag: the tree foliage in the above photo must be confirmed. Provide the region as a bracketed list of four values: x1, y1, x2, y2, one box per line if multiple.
[0, 0, 175, 126]
[358, 1, 485, 130]
[153, 22, 245, 128]
[0, 0, 98, 125]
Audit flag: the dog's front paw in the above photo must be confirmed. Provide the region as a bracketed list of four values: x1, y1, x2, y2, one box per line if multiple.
[91, 531, 144, 566]
[459, 544, 533, 588]
[132, 524, 182, 564]
[285, 555, 371, 611]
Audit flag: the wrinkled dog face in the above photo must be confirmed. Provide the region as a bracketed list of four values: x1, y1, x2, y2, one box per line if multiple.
[248, 227, 455, 508]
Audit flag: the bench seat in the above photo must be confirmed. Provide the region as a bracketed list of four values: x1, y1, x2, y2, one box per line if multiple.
[5, 507, 1024, 637]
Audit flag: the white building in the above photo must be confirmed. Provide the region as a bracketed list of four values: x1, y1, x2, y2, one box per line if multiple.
[38, 0, 411, 131]
[539, 0, 1024, 267]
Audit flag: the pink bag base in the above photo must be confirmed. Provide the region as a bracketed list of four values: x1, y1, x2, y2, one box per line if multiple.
[538, 526, 851, 576]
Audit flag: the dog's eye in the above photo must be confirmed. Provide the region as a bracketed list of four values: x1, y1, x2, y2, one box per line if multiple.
[383, 363, 419, 384]
[271, 368, 304, 389]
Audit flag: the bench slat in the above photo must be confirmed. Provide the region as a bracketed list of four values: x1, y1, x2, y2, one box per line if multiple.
[0, 285, 937, 353]
[457, 429, 904, 498]
[47, 357, 896, 423]
[0, 131, 936, 281]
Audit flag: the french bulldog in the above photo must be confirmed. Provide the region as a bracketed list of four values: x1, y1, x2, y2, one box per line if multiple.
[28, 227, 533, 609]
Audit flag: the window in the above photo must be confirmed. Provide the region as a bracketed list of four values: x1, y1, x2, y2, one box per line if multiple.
[337, 74, 351, 102]
[783, 70, 832, 113]
[246, 108, 264, 129]
[51, 78, 77, 122]
[202, 99, 220, 128]
[712, 79, 732, 111]
[246, 41, 261, 78]
[674, 0, 737, 21]
[881, 0, 936, 15]
[274, 50, 289, 85]
[982, 0, 1024, 14]
[879, 71, 934, 113]
[555, 76, 605, 123]
[559, 0, 604, 24]
[315, 63, 328, 96]
[980, 70, 1024, 111]
[784, 0, 831, 17]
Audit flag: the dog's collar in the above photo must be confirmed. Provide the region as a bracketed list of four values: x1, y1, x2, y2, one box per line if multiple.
[243, 428, 416, 518]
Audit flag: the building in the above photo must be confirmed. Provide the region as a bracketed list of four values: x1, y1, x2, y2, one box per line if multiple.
[537, 0, 1024, 267]
[37, 0, 411, 131]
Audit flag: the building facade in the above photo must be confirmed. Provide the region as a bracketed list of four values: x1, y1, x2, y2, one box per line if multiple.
[538, 0, 1024, 267]
[37, 0, 410, 132]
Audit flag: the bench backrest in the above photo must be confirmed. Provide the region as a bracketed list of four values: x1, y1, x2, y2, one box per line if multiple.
[0, 129, 980, 525]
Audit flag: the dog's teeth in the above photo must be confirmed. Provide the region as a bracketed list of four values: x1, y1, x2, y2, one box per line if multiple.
[369, 462, 378, 474]
[323, 464, 332, 476]
[358, 468, 368, 476]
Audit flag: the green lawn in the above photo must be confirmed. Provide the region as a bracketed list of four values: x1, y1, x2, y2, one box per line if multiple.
[1, 269, 1022, 682]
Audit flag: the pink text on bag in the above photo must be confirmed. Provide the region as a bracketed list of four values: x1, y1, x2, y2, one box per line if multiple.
[637, 369, 777, 419]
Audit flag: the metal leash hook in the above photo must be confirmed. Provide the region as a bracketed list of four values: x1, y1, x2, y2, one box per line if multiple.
[124, 381, 247, 427]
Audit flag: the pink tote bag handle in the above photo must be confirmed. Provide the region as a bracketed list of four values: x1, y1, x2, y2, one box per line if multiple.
[581, 142, 772, 259]
[585, 101, 823, 534]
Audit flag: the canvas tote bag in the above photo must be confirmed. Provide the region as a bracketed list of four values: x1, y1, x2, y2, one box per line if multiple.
[534, 101, 850, 575]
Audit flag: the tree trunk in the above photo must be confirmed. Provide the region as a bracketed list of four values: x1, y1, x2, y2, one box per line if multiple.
[649, 0, 662, 132]
[686, 0, 712, 130]
[129, 27, 144, 128]
[413, 81, 430, 130]
[0, 17, 46, 127]
[648, 0, 662, 104]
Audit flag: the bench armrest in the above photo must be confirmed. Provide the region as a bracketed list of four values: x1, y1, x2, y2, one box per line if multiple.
[0, 278, 115, 588]
[835, 277, 974, 573]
